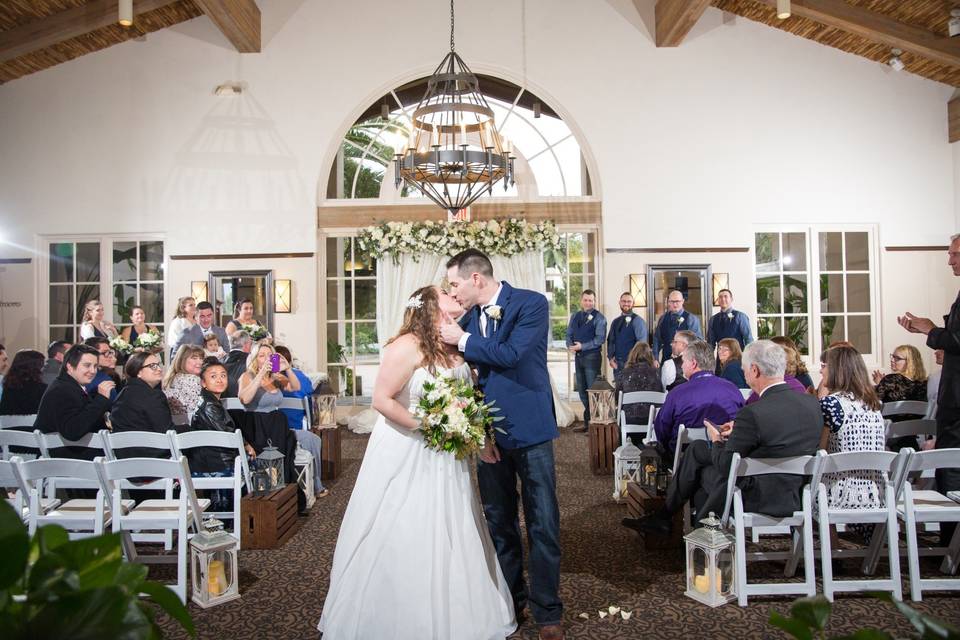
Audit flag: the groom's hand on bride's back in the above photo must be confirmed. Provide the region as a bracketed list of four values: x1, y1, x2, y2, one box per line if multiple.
[479, 438, 500, 464]
[439, 310, 465, 345]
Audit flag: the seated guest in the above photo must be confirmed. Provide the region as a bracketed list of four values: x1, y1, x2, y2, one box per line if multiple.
[614, 342, 663, 434]
[191, 358, 258, 512]
[745, 341, 808, 404]
[119, 305, 160, 347]
[34, 344, 114, 459]
[717, 338, 748, 389]
[819, 345, 886, 513]
[110, 352, 178, 458]
[772, 336, 814, 390]
[83, 337, 121, 403]
[660, 330, 696, 392]
[203, 333, 226, 360]
[0, 344, 7, 403]
[872, 344, 927, 450]
[41, 340, 71, 386]
[79, 299, 118, 340]
[223, 331, 253, 398]
[275, 345, 329, 499]
[652, 340, 744, 460]
[226, 298, 270, 340]
[174, 301, 230, 355]
[624, 340, 822, 535]
[0, 350, 47, 416]
[163, 345, 205, 420]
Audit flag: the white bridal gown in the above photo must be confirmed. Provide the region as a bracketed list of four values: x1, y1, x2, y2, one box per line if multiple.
[319, 363, 516, 640]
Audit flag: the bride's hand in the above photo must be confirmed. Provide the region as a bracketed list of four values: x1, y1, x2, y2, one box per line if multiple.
[439, 310, 465, 345]
[479, 438, 500, 464]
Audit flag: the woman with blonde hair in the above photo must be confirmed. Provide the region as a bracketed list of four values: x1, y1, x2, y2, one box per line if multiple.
[320, 285, 516, 639]
[79, 299, 118, 340]
[613, 341, 663, 432]
[873, 344, 928, 450]
[167, 296, 196, 353]
[771, 335, 814, 390]
[163, 344, 205, 420]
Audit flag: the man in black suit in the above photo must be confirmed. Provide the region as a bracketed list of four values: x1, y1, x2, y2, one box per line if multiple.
[624, 339, 822, 534]
[222, 330, 252, 398]
[174, 301, 230, 355]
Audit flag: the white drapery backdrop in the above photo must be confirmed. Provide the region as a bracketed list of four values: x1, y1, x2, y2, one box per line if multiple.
[347, 250, 575, 433]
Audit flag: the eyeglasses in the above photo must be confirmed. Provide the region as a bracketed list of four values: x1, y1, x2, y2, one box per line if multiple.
[143, 363, 163, 371]
[99, 349, 116, 357]
[889, 354, 907, 362]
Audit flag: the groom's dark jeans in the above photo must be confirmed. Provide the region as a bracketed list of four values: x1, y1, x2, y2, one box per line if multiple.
[477, 439, 562, 626]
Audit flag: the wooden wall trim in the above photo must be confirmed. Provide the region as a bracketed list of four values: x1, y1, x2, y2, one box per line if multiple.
[606, 247, 750, 253]
[318, 200, 601, 228]
[191, 0, 260, 53]
[169, 252, 314, 260]
[654, 0, 712, 47]
[884, 246, 949, 252]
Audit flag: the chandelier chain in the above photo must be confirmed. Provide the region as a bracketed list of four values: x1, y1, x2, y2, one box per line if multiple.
[450, 0, 455, 51]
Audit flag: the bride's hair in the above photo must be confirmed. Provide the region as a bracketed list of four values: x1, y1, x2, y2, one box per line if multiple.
[387, 285, 453, 373]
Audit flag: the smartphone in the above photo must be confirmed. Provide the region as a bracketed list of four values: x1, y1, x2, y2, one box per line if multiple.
[270, 353, 280, 373]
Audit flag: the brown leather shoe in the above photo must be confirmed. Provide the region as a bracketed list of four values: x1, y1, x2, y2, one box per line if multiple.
[539, 623, 564, 640]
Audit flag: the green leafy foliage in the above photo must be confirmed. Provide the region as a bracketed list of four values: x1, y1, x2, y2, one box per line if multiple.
[0, 500, 195, 640]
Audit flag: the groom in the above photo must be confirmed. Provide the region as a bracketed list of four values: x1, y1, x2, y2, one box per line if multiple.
[440, 249, 563, 640]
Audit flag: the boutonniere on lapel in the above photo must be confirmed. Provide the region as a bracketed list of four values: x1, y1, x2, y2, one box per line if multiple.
[624, 316, 632, 325]
[586, 313, 594, 322]
[485, 305, 502, 321]
[726, 312, 734, 320]
[677, 315, 684, 324]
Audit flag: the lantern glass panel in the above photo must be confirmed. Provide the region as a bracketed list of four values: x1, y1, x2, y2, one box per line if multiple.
[689, 547, 709, 595]
[640, 447, 660, 492]
[717, 548, 734, 597]
[206, 549, 235, 597]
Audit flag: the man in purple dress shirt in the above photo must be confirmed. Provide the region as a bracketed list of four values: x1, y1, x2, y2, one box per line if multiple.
[652, 340, 744, 458]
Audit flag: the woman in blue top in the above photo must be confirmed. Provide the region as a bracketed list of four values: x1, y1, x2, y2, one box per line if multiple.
[717, 338, 748, 389]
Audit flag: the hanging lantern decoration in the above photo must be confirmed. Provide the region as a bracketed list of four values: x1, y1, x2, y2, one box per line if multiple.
[190, 518, 240, 608]
[393, 0, 514, 216]
[587, 378, 617, 425]
[612, 440, 643, 500]
[684, 512, 736, 607]
[251, 440, 285, 495]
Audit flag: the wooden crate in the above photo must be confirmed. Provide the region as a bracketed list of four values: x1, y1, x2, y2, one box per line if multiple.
[240, 483, 299, 549]
[625, 482, 683, 550]
[588, 422, 617, 476]
[314, 425, 341, 481]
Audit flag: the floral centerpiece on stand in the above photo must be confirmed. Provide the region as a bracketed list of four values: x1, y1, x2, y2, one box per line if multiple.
[133, 330, 164, 353]
[411, 375, 502, 460]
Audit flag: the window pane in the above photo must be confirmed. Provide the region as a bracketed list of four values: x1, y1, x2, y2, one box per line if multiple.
[326, 364, 345, 394]
[551, 318, 568, 346]
[113, 241, 137, 282]
[343, 323, 355, 359]
[76, 285, 100, 320]
[354, 280, 377, 320]
[756, 276, 782, 314]
[140, 241, 164, 281]
[76, 242, 100, 283]
[783, 275, 807, 314]
[845, 232, 869, 271]
[757, 317, 782, 339]
[567, 276, 585, 313]
[785, 316, 809, 355]
[140, 283, 163, 323]
[846, 274, 870, 313]
[782, 233, 806, 271]
[49, 243, 74, 283]
[820, 274, 844, 313]
[49, 285, 74, 325]
[327, 280, 345, 321]
[847, 315, 872, 354]
[821, 315, 845, 351]
[113, 284, 136, 323]
[327, 324, 347, 364]
[326, 238, 345, 277]
[755, 233, 779, 272]
[354, 255, 376, 277]
[568, 234, 586, 274]
[818, 232, 843, 271]
[546, 274, 568, 318]
[49, 326, 74, 345]
[355, 322, 379, 355]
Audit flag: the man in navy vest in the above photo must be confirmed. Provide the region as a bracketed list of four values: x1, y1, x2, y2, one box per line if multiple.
[653, 289, 702, 364]
[566, 289, 607, 432]
[707, 288, 753, 351]
[607, 291, 648, 382]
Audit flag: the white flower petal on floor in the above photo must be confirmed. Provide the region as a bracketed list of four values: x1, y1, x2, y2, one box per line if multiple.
[621, 611, 633, 620]
[608, 606, 620, 615]
[598, 611, 607, 619]
[578, 613, 589, 619]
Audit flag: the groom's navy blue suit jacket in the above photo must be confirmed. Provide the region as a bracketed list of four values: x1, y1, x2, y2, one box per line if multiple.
[461, 281, 558, 450]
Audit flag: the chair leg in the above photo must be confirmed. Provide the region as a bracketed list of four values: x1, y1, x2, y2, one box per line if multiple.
[177, 521, 188, 604]
[862, 523, 886, 576]
[940, 523, 960, 575]
[734, 503, 748, 606]
[904, 506, 922, 601]
[886, 487, 903, 601]
[818, 491, 834, 602]
[803, 516, 816, 597]
[785, 526, 801, 578]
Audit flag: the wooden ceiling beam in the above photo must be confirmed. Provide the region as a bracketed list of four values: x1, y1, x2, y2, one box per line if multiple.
[655, 0, 714, 47]
[758, 0, 960, 68]
[191, 0, 260, 53]
[0, 0, 176, 64]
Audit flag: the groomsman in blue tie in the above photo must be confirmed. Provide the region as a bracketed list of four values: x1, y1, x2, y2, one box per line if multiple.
[607, 291, 648, 382]
[567, 289, 607, 432]
[652, 289, 702, 364]
[707, 289, 754, 351]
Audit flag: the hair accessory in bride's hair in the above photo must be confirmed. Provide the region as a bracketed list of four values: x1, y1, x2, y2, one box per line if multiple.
[405, 294, 424, 310]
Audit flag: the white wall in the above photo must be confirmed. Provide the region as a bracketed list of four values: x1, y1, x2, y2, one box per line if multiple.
[0, 0, 956, 362]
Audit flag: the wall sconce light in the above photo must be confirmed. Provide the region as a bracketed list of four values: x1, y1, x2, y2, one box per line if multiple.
[888, 48, 905, 72]
[629, 274, 647, 308]
[776, 0, 791, 20]
[712, 273, 729, 305]
[191, 281, 208, 303]
[275, 279, 292, 313]
[118, 0, 133, 26]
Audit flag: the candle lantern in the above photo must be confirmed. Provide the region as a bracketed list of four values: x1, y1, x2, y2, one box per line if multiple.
[683, 512, 736, 607]
[190, 518, 240, 608]
[251, 440, 285, 494]
[587, 378, 616, 425]
[638, 445, 662, 495]
[313, 380, 338, 428]
[612, 441, 643, 500]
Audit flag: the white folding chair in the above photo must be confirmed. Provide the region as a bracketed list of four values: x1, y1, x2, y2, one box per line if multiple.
[672, 425, 708, 532]
[170, 429, 250, 542]
[0, 456, 43, 520]
[0, 428, 41, 461]
[882, 401, 929, 419]
[720, 451, 822, 606]
[97, 456, 208, 603]
[618, 391, 665, 449]
[0, 414, 37, 429]
[221, 397, 244, 412]
[885, 419, 937, 449]
[813, 450, 909, 601]
[894, 448, 960, 600]
[18, 456, 125, 538]
[35, 431, 108, 499]
[279, 396, 311, 430]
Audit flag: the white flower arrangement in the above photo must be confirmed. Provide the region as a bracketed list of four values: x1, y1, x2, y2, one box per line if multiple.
[356, 218, 562, 263]
[241, 324, 269, 341]
[109, 336, 133, 355]
[133, 330, 163, 351]
[484, 305, 502, 320]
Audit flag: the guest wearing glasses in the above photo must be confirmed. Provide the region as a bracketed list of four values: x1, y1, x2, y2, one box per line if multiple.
[652, 289, 702, 364]
[872, 344, 928, 450]
[79, 299, 118, 340]
[82, 337, 121, 403]
[41, 340, 71, 385]
[110, 352, 179, 458]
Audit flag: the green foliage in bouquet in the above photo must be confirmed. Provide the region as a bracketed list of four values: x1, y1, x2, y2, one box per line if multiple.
[0, 500, 195, 640]
[412, 376, 502, 460]
[133, 329, 163, 352]
[241, 324, 269, 341]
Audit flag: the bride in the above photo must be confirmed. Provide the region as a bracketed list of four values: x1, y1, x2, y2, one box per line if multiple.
[319, 285, 517, 640]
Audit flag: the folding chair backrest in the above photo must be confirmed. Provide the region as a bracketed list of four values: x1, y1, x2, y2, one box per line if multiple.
[622, 391, 667, 406]
[104, 430, 176, 460]
[171, 429, 251, 490]
[811, 450, 908, 507]
[881, 400, 928, 418]
[19, 456, 104, 493]
[672, 425, 691, 471]
[278, 397, 309, 428]
[97, 456, 203, 532]
[904, 448, 960, 475]
[885, 419, 937, 441]
[221, 398, 244, 411]
[721, 452, 822, 525]
[36, 431, 107, 458]
[0, 414, 37, 429]
[0, 456, 29, 504]
[0, 429, 41, 460]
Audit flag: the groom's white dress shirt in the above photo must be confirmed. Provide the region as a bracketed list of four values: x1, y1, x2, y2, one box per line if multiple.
[458, 282, 503, 351]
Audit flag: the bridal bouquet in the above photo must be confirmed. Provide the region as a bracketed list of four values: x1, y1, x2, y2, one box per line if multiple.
[412, 375, 501, 460]
[108, 336, 133, 355]
[134, 330, 163, 351]
[241, 324, 269, 341]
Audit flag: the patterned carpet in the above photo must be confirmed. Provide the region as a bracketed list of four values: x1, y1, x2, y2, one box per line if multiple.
[158, 427, 960, 639]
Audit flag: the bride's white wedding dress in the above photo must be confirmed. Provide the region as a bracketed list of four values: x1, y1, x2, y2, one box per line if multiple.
[318, 362, 517, 640]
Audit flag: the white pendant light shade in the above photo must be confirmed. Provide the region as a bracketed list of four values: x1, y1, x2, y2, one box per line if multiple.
[119, 0, 133, 27]
[776, 0, 791, 19]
